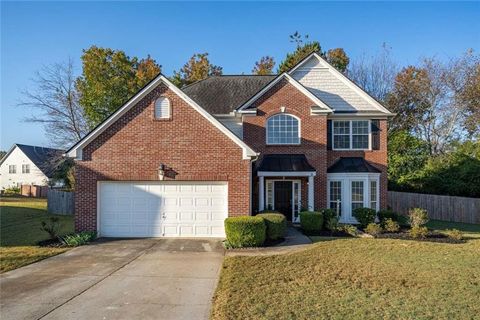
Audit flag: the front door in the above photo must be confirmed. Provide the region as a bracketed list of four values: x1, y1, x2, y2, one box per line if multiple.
[274, 181, 293, 221]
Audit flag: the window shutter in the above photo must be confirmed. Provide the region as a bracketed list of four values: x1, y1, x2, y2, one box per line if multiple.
[371, 120, 380, 150]
[327, 120, 332, 150]
[155, 97, 170, 119]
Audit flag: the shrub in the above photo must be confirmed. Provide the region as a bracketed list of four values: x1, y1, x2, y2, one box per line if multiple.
[320, 208, 337, 229]
[408, 208, 429, 227]
[224, 216, 266, 248]
[377, 209, 396, 222]
[409, 226, 429, 239]
[446, 229, 464, 241]
[257, 213, 287, 240]
[61, 231, 97, 247]
[365, 223, 382, 237]
[383, 218, 400, 233]
[341, 224, 358, 237]
[299, 211, 323, 234]
[352, 207, 377, 228]
[325, 216, 339, 234]
[3, 186, 20, 195]
[40, 217, 61, 240]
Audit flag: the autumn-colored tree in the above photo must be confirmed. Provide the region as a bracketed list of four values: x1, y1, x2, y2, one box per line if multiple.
[278, 32, 321, 73]
[278, 32, 349, 73]
[386, 66, 432, 133]
[446, 49, 480, 138]
[76, 46, 161, 127]
[461, 63, 480, 136]
[326, 48, 350, 73]
[171, 53, 222, 88]
[252, 56, 275, 75]
[135, 55, 162, 89]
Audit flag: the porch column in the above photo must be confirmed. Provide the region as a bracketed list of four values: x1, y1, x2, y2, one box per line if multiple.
[259, 176, 265, 211]
[308, 175, 314, 211]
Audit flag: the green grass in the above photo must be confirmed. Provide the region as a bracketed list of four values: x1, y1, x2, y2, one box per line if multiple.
[211, 221, 480, 320]
[0, 197, 74, 272]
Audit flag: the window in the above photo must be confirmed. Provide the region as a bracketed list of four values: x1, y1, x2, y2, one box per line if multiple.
[351, 181, 364, 213]
[154, 97, 171, 119]
[329, 181, 342, 216]
[370, 180, 377, 210]
[333, 120, 370, 150]
[266, 114, 300, 145]
[8, 165, 16, 174]
[22, 164, 30, 174]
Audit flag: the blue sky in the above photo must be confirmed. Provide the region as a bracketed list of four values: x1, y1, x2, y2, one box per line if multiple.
[1, 1, 479, 150]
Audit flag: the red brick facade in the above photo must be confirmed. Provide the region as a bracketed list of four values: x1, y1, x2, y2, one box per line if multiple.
[75, 82, 251, 232]
[75, 77, 389, 232]
[242, 79, 388, 212]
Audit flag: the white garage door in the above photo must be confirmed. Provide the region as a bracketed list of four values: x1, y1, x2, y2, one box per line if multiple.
[99, 181, 228, 238]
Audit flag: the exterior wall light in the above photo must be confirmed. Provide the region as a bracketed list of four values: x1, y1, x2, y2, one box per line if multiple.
[158, 164, 166, 180]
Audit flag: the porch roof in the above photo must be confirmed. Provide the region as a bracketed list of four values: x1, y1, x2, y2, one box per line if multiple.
[327, 157, 381, 173]
[257, 154, 316, 173]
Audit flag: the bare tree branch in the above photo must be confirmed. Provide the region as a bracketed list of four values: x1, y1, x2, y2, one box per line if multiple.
[18, 59, 88, 148]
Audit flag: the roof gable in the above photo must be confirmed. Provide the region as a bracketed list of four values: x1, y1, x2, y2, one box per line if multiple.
[0, 144, 64, 178]
[66, 74, 257, 160]
[289, 53, 393, 115]
[236, 73, 332, 113]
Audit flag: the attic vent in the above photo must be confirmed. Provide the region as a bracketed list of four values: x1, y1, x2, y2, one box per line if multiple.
[154, 97, 171, 119]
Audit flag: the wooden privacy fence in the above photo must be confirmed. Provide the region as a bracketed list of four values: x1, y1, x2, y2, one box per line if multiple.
[21, 185, 49, 198]
[388, 191, 480, 224]
[47, 190, 74, 215]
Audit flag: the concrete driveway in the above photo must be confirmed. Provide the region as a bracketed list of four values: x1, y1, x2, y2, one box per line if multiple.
[0, 238, 224, 320]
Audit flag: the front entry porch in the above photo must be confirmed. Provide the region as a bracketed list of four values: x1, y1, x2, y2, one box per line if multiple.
[257, 154, 316, 223]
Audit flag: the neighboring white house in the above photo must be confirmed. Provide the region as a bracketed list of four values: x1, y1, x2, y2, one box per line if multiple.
[0, 144, 65, 190]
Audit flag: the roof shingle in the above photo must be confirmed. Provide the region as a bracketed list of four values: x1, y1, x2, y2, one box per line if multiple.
[182, 75, 276, 114]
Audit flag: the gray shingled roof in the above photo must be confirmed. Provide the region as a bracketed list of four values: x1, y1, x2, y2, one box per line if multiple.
[182, 75, 276, 114]
[0, 144, 65, 178]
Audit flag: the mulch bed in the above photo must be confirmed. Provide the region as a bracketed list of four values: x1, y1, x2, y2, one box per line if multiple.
[303, 230, 353, 237]
[376, 231, 465, 244]
[37, 238, 65, 247]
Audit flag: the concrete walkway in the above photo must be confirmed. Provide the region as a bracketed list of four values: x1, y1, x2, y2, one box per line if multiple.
[227, 226, 312, 256]
[0, 238, 224, 320]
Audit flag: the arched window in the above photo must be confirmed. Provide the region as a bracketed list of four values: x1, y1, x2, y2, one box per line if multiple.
[154, 97, 171, 119]
[266, 114, 300, 145]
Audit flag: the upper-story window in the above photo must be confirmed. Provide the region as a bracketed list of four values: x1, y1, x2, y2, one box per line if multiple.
[22, 164, 30, 174]
[9, 165, 16, 174]
[154, 97, 171, 119]
[266, 114, 300, 145]
[333, 120, 370, 150]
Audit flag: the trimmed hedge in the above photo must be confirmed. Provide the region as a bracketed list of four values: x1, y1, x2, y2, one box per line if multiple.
[352, 207, 377, 228]
[225, 216, 266, 248]
[257, 213, 287, 240]
[299, 211, 323, 234]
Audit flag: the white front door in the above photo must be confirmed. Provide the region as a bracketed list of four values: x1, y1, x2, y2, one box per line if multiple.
[99, 181, 228, 237]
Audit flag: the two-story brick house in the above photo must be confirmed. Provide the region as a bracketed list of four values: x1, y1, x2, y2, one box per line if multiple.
[67, 52, 393, 238]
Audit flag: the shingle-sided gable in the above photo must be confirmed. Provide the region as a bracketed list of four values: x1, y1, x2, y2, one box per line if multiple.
[290, 53, 393, 114]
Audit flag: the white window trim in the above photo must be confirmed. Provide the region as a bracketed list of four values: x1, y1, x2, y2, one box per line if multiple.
[332, 119, 372, 151]
[266, 113, 301, 146]
[327, 173, 380, 224]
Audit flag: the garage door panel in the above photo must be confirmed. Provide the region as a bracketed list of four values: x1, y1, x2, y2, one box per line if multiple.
[99, 182, 228, 238]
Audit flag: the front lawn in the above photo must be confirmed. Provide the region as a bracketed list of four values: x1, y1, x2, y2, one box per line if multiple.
[211, 221, 480, 319]
[0, 197, 74, 273]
